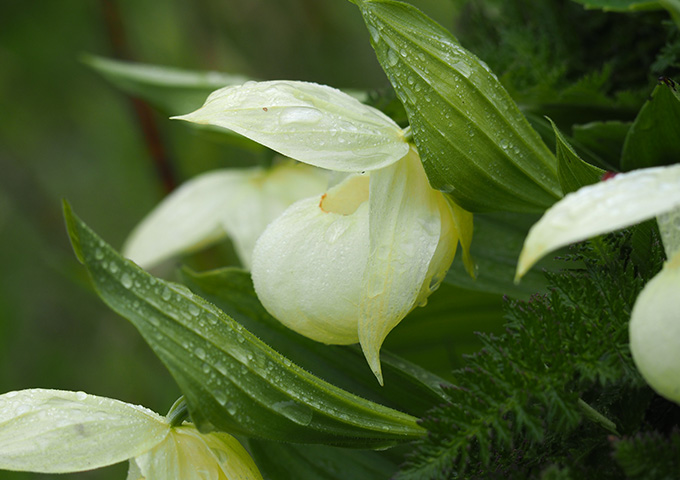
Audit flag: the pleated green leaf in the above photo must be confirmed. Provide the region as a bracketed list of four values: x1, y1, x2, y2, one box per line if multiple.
[622, 79, 680, 171]
[248, 440, 399, 480]
[353, 0, 561, 212]
[180, 267, 451, 417]
[445, 212, 572, 298]
[84, 55, 249, 115]
[549, 118, 605, 194]
[63, 202, 424, 447]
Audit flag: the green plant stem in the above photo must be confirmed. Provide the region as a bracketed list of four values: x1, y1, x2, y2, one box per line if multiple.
[578, 398, 619, 435]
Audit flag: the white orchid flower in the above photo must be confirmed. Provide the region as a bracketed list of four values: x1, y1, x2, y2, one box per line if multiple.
[0, 389, 263, 479]
[516, 164, 680, 404]
[175, 80, 473, 384]
[124, 160, 328, 270]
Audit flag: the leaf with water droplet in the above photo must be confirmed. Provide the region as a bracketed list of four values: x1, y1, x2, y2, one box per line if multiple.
[548, 118, 605, 195]
[63, 201, 424, 447]
[622, 79, 680, 171]
[353, 0, 561, 212]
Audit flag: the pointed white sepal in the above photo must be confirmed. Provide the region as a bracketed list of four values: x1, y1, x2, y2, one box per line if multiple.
[629, 252, 680, 405]
[358, 149, 450, 384]
[516, 164, 680, 279]
[0, 389, 168, 473]
[123, 162, 327, 269]
[174, 80, 409, 172]
[128, 426, 263, 480]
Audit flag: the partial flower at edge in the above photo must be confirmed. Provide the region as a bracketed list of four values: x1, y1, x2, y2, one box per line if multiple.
[514, 163, 680, 405]
[0, 389, 263, 480]
[515, 164, 680, 280]
[629, 251, 680, 405]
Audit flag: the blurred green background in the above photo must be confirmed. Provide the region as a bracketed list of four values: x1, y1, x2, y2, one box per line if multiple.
[0, 1, 459, 478]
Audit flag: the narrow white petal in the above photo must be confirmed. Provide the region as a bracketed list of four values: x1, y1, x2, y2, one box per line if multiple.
[175, 81, 409, 172]
[517, 164, 680, 279]
[251, 174, 370, 344]
[124, 162, 327, 269]
[132, 426, 263, 480]
[0, 389, 168, 473]
[124, 169, 256, 268]
[629, 252, 680, 404]
[359, 149, 444, 384]
[227, 162, 329, 268]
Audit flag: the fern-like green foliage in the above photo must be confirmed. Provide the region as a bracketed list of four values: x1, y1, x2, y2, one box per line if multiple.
[612, 429, 680, 479]
[396, 230, 676, 480]
[455, 0, 670, 123]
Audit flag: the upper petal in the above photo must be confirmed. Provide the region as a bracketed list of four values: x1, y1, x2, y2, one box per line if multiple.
[175, 80, 409, 172]
[359, 149, 446, 384]
[0, 389, 168, 473]
[516, 164, 680, 279]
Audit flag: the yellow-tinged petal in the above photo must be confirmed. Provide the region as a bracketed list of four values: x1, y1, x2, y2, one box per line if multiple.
[446, 198, 475, 278]
[128, 425, 263, 480]
[0, 389, 168, 473]
[174, 80, 409, 172]
[251, 174, 370, 345]
[516, 164, 680, 280]
[629, 251, 680, 405]
[123, 162, 327, 270]
[359, 149, 446, 384]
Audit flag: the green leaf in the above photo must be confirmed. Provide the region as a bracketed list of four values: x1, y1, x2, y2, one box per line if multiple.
[549, 118, 605, 194]
[611, 429, 680, 479]
[353, 0, 562, 213]
[248, 440, 399, 480]
[622, 78, 680, 171]
[398, 235, 657, 480]
[83, 55, 250, 115]
[383, 282, 505, 376]
[572, 121, 631, 170]
[179, 267, 451, 417]
[63, 202, 424, 447]
[570, 0, 664, 11]
[445, 212, 571, 298]
[84, 55, 266, 152]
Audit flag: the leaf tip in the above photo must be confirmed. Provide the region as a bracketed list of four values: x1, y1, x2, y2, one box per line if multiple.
[62, 200, 85, 264]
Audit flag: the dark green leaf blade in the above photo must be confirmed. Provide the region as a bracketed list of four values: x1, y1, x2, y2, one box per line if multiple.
[570, 0, 663, 12]
[445, 212, 572, 298]
[179, 267, 451, 417]
[248, 439, 400, 480]
[83, 55, 249, 115]
[354, 0, 561, 213]
[572, 121, 631, 170]
[548, 118, 605, 194]
[63, 202, 424, 447]
[622, 78, 680, 171]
